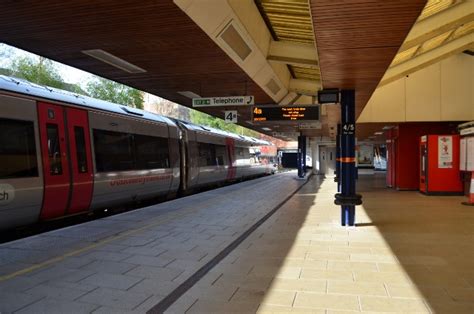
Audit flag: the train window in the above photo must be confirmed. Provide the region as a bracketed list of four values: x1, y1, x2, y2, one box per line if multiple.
[74, 126, 88, 173]
[47, 124, 63, 175]
[215, 145, 227, 166]
[198, 143, 215, 167]
[197, 143, 227, 167]
[93, 129, 134, 172]
[134, 134, 170, 169]
[0, 118, 38, 179]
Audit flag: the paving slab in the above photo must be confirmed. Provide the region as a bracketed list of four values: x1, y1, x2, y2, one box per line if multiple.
[167, 173, 474, 314]
[0, 172, 304, 313]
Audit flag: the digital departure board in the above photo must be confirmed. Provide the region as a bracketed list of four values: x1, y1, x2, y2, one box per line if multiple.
[252, 106, 319, 122]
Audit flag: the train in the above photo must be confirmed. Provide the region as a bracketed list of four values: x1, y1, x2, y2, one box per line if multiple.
[0, 75, 276, 231]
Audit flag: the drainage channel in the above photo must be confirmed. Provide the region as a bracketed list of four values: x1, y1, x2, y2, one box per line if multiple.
[147, 174, 312, 314]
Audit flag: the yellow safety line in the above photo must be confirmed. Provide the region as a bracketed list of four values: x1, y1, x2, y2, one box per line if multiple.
[0, 209, 193, 282]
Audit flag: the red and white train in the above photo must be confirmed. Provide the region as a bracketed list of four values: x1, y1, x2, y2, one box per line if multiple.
[0, 76, 275, 231]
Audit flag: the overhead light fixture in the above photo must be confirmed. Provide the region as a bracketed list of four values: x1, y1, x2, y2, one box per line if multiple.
[382, 126, 393, 130]
[261, 127, 272, 131]
[177, 91, 201, 99]
[374, 132, 384, 135]
[82, 49, 146, 73]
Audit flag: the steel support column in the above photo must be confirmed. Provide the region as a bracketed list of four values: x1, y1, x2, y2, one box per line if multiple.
[335, 90, 362, 226]
[335, 123, 341, 192]
[297, 135, 306, 178]
[302, 135, 307, 172]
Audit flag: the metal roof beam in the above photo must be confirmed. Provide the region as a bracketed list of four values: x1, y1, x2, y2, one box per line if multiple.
[267, 40, 318, 68]
[381, 32, 474, 86]
[399, 1, 474, 52]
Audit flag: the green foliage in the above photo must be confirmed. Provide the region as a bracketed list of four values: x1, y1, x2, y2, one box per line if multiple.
[86, 78, 144, 109]
[11, 57, 65, 89]
[7, 56, 86, 94]
[1, 49, 141, 109]
[190, 110, 259, 137]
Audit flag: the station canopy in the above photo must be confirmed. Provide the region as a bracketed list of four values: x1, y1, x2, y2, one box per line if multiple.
[1, 0, 470, 141]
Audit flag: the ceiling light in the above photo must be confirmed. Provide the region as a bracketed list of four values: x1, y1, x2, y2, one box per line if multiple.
[382, 126, 393, 130]
[177, 91, 201, 99]
[374, 132, 384, 135]
[82, 49, 146, 73]
[261, 127, 272, 131]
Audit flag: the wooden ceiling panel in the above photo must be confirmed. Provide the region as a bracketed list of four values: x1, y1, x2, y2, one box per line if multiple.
[0, 0, 273, 130]
[310, 0, 427, 117]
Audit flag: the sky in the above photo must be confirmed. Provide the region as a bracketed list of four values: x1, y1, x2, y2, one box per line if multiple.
[0, 43, 93, 88]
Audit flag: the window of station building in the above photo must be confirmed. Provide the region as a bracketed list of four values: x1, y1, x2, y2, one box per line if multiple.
[93, 129, 134, 172]
[0, 118, 38, 179]
[134, 134, 169, 169]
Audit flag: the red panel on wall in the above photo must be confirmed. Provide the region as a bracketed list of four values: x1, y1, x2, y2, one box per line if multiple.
[385, 122, 458, 190]
[423, 135, 462, 194]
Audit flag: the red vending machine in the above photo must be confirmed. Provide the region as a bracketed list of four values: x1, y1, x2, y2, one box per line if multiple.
[419, 135, 463, 195]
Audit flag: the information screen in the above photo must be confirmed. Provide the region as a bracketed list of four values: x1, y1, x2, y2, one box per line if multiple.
[252, 106, 319, 122]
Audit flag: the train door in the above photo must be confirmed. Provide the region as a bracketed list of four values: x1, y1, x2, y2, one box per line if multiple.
[326, 147, 336, 176]
[319, 148, 327, 175]
[65, 108, 94, 214]
[226, 138, 236, 180]
[37, 102, 93, 219]
[320, 146, 336, 177]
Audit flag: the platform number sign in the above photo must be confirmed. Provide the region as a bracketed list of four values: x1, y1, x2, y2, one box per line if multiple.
[342, 123, 355, 135]
[224, 110, 238, 123]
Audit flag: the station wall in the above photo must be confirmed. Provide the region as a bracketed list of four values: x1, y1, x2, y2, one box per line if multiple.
[358, 53, 474, 123]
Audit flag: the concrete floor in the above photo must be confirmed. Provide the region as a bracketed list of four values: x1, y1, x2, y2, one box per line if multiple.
[168, 173, 474, 313]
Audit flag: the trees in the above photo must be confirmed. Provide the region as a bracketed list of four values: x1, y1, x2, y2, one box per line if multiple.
[190, 110, 259, 137]
[86, 78, 144, 109]
[0, 44, 143, 108]
[2, 54, 88, 95]
[11, 56, 65, 88]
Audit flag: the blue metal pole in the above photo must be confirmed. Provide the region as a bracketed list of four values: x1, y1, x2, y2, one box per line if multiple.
[336, 123, 341, 192]
[297, 135, 304, 178]
[339, 90, 358, 226]
[302, 135, 307, 175]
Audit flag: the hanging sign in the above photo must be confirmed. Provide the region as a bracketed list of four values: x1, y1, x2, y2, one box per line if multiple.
[342, 123, 355, 135]
[299, 122, 322, 129]
[438, 136, 453, 168]
[193, 96, 254, 107]
[252, 105, 319, 122]
[224, 110, 238, 123]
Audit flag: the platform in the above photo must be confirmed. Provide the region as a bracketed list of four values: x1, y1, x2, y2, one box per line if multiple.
[1, 172, 473, 313]
[0, 172, 307, 313]
[167, 173, 474, 314]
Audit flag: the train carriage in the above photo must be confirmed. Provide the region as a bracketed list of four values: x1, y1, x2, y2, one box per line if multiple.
[0, 75, 274, 231]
